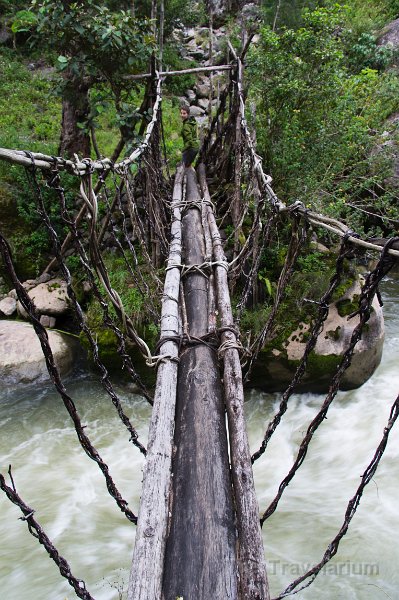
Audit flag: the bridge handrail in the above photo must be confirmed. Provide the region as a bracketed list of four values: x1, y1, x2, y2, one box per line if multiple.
[236, 57, 399, 260]
[0, 75, 163, 176]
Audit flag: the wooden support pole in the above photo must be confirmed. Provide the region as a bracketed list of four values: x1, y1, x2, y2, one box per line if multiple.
[127, 167, 184, 600]
[124, 64, 233, 81]
[198, 163, 270, 600]
[233, 58, 243, 258]
[162, 168, 238, 600]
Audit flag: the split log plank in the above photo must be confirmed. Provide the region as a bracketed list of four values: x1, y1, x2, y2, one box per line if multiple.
[162, 168, 238, 600]
[198, 163, 270, 600]
[127, 167, 184, 600]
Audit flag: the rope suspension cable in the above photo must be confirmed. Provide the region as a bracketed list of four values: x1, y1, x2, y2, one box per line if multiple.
[0, 468, 95, 600]
[250, 236, 356, 461]
[44, 166, 155, 406]
[244, 217, 307, 381]
[0, 233, 138, 524]
[259, 237, 399, 525]
[27, 161, 151, 445]
[0, 74, 164, 176]
[272, 391, 399, 599]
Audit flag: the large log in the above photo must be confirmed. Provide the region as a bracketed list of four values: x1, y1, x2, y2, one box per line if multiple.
[127, 167, 184, 600]
[162, 168, 238, 600]
[198, 163, 270, 600]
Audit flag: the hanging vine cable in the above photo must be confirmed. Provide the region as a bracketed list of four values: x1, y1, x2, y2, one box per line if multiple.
[0, 469, 95, 600]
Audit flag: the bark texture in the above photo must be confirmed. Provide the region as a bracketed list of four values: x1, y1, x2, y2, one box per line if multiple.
[162, 168, 238, 600]
[58, 72, 91, 158]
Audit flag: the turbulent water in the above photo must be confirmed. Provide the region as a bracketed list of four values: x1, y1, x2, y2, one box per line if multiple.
[1, 276, 399, 600]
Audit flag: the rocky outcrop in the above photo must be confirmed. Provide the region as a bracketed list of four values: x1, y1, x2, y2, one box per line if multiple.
[0, 321, 75, 387]
[16, 278, 70, 324]
[0, 296, 16, 316]
[250, 278, 385, 392]
[378, 18, 399, 51]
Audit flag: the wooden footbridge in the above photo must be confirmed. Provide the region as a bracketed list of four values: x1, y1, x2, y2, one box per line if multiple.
[1, 52, 399, 600]
[129, 164, 268, 600]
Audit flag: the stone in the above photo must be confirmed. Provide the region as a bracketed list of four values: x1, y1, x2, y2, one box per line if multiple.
[40, 314, 56, 328]
[251, 278, 385, 392]
[378, 18, 399, 50]
[184, 89, 196, 103]
[195, 83, 211, 99]
[183, 28, 196, 41]
[17, 278, 70, 320]
[0, 321, 75, 387]
[189, 105, 206, 117]
[82, 281, 93, 295]
[198, 98, 210, 111]
[0, 24, 12, 45]
[36, 272, 52, 284]
[0, 297, 16, 317]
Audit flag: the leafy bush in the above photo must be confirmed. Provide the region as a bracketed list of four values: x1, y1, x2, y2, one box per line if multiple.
[248, 3, 399, 236]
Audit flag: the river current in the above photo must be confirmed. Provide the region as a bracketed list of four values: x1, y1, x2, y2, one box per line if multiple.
[1, 276, 399, 600]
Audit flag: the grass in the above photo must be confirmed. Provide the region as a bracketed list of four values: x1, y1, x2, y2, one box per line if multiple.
[0, 48, 60, 155]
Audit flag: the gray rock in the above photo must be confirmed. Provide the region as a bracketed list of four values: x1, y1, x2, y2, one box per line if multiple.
[0, 321, 75, 386]
[17, 278, 70, 320]
[185, 89, 196, 103]
[0, 25, 12, 45]
[198, 98, 210, 111]
[40, 314, 56, 328]
[195, 83, 211, 99]
[36, 272, 52, 284]
[8, 289, 17, 300]
[0, 297, 16, 317]
[189, 105, 206, 117]
[378, 18, 399, 49]
[82, 281, 93, 295]
[251, 278, 385, 392]
[183, 28, 196, 41]
[23, 279, 36, 290]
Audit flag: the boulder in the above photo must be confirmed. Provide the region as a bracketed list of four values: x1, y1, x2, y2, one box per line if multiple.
[0, 296, 16, 317]
[250, 279, 385, 392]
[0, 321, 75, 386]
[184, 89, 197, 103]
[198, 98, 210, 111]
[17, 278, 70, 320]
[378, 18, 399, 49]
[189, 105, 206, 117]
[195, 83, 211, 99]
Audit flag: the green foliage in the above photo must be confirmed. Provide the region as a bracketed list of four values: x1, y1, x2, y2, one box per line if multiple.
[10, 9, 37, 33]
[345, 32, 396, 72]
[30, 0, 154, 82]
[249, 2, 399, 236]
[0, 48, 60, 151]
[296, 251, 326, 273]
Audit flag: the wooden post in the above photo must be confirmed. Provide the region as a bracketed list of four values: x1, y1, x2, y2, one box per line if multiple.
[233, 59, 243, 259]
[198, 163, 270, 600]
[162, 168, 238, 600]
[127, 167, 184, 600]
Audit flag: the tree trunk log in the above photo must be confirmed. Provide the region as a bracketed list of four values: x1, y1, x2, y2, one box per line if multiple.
[127, 167, 184, 600]
[162, 168, 238, 600]
[198, 163, 270, 600]
[58, 71, 91, 158]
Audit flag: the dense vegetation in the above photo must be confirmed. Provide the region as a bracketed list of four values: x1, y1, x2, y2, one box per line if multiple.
[249, 0, 399, 237]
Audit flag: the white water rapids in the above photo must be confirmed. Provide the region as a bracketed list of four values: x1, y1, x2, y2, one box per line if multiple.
[1, 275, 398, 599]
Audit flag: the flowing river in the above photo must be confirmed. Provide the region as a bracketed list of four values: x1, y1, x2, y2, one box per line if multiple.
[1, 274, 399, 600]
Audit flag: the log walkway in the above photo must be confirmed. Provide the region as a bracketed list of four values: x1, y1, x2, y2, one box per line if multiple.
[128, 166, 269, 600]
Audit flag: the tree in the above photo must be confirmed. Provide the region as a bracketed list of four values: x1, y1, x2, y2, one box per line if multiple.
[30, 0, 154, 157]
